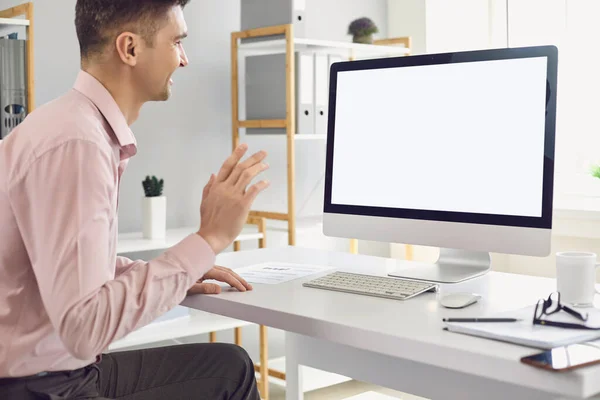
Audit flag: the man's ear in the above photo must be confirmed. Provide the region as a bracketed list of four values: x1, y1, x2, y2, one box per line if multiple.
[115, 32, 140, 66]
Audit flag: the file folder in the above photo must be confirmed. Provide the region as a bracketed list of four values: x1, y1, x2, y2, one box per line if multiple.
[241, 0, 306, 42]
[297, 52, 314, 135]
[314, 54, 328, 135]
[292, 0, 306, 38]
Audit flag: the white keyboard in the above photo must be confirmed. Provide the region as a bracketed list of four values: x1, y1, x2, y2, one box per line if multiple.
[303, 271, 437, 300]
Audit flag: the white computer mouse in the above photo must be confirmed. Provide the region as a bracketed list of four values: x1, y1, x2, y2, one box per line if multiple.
[439, 292, 481, 309]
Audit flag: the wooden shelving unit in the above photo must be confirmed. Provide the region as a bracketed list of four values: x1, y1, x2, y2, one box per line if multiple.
[0, 2, 34, 114]
[237, 36, 411, 58]
[231, 25, 411, 251]
[231, 27, 415, 398]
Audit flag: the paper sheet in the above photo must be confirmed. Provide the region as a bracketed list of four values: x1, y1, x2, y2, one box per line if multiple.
[233, 262, 333, 285]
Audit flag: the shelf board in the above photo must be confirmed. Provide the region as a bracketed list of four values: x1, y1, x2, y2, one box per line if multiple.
[108, 312, 252, 352]
[295, 134, 327, 140]
[117, 225, 264, 254]
[261, 356, 351, 392]
[239, 119, 287, 128]
[0, 17, 29, 28]
[242, 133, 327, 141]
[239, 37, 409, 58]
[265, 216, 323, 232]
[344, 392, 401, 400]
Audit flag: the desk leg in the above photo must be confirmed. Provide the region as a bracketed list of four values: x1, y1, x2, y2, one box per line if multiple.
[285, 333, 304, 400]
[259, 325, 269, 400]
[234, 327, 242, 346]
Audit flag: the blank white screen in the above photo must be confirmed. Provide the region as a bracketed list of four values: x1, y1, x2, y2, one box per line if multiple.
[331, 57, 548, 217]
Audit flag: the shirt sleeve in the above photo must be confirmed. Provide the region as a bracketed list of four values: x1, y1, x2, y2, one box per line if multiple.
[115, 256, 138, 277]
[8, 139, 215, 360]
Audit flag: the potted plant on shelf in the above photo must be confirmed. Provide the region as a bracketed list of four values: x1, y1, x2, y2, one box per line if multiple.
[348, 17, 378, 44]
[142, 175, 166, 239]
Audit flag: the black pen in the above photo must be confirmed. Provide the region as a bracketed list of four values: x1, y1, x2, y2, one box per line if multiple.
[443, 318, 521, 323]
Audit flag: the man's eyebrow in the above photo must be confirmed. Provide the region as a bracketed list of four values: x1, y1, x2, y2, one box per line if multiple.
[175, 32, 188, 40]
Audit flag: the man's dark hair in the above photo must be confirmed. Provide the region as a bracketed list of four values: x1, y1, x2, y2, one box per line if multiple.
[75, 0, 190, 59]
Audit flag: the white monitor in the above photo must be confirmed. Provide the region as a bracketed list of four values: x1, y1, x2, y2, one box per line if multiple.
[323, 46, 558, 283]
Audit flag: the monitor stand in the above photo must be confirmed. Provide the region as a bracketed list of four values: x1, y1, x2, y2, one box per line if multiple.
[387, 248, 491, 284]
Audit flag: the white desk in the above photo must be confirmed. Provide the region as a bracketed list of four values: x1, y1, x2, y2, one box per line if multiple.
[182, 246, 600, 400]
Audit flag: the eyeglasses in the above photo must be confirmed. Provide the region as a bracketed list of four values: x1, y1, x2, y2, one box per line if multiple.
[533, 292, 596, 330]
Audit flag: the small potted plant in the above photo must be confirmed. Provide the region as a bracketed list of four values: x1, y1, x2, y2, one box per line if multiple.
[142, 175, 166, 239]
[348, 17, 379, 44]
[592, 165, 600, 180]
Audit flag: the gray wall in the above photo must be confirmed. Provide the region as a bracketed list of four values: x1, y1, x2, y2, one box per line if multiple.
[0, 0, 389, 364]
[306, 0, 388, 42]
[387, 0, 427, 55]
[0, 1, 80, 107]
[0, 0, 237, 233]
[2, 0, 388, 234]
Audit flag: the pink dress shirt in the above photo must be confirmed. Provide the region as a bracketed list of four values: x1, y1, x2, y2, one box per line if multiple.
[0, 71, 215, 378]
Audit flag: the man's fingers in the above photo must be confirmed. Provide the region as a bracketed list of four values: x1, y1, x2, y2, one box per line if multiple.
[211, 269, 247, 292]
[227, 150, 267, 186]
[244, 180, 271, 203]
[202, 174, 215, 199]
[235, 162, 269, 191]
[215, 266, 252, 290]
[226, 269, 252, 291]
[216, 144, 248, 182]
[187, 282, 222, 295]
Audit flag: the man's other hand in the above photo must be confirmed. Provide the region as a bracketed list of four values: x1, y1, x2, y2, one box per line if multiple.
[197, 144, 270, 254]
[187, 265, 253, 295]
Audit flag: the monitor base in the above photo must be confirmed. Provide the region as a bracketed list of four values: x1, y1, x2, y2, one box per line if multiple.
[388, 248, 491, 284]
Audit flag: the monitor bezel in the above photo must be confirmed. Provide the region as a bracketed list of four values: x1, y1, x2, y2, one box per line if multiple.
[323, 45, 558, 229]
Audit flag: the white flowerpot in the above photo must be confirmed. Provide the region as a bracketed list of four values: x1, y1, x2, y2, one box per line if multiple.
[142, 196, 166, 239]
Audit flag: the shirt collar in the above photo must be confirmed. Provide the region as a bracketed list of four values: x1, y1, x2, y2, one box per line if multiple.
[73, 70, 137, 158]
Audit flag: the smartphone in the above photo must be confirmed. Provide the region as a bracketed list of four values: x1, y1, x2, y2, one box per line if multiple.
[521, 343, 600, 372]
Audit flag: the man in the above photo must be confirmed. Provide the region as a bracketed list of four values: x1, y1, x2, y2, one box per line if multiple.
[0, 0, 269, 398]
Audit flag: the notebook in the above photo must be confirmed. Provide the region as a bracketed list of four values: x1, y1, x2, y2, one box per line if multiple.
[444, 305, 600, 349]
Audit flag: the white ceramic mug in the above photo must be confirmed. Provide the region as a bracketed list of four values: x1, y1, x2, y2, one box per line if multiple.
[556, 252, 600, 307]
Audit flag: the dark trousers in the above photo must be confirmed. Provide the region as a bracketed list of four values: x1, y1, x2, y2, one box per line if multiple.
[0, 343, 260, 399]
